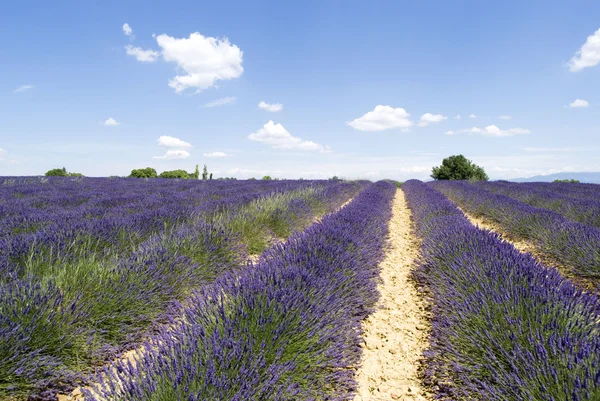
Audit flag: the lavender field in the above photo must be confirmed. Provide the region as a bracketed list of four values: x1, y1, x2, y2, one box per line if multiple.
[1, 177, 600, 400]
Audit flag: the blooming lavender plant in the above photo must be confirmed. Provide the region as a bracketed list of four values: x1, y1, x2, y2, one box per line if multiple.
[0, 177, 367, 399]
[82, 181, 395, 401]
[403, 180, 600, 401]
[430, 180, 600, 280]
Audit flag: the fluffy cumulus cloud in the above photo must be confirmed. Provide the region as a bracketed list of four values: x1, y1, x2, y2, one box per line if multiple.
[157, 135, 192, 148]
[499, 115, 512, 120]
[446, 125, 530, 137]
[347, 105, 413, 131]
[249, 121, 331, 153]
[258, 101, 283, 112]
[125, 45, 160, 62]
[104, 117, 119, 126]
[417, 113, 447, 127]
[204, 151, 227, 158]
[203, 96, 236, 108]
[122, 23, 133, 37]
[153, 149, 191, 160]
[13, 84, 35, 93]
[157, 33, 243, 93]
[568, 99, 590, 108]
[568, 28, 600, 72]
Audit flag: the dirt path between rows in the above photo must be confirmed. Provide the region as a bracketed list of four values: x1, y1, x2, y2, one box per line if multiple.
[353, 189, 432, 401]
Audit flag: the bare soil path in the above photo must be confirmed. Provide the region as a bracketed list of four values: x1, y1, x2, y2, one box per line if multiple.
[353, 189, 432, 401]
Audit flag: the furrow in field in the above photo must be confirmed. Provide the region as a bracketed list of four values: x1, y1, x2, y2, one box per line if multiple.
[353, 189, 432, 401]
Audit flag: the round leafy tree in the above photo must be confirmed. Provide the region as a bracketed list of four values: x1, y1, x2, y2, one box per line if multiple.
[431, 154, 488, 181]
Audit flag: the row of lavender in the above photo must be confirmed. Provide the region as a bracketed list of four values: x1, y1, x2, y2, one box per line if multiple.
[403, 180, 600, 401]
[0, 178, 367, 400]
[472, 180, 600, 229]
[430, 180, 600, 282]
[0, 177, 324, 274]
[81, 181, 395, 400]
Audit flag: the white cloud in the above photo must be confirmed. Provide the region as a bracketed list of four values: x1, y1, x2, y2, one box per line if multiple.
[417, 113, 447, 127]
[469, 114, 477, 118]
[347, 105, 413, 131]
[156, 32, 243, 93]
[455, 114, 461, 119]
[258, 101, 283, 112]
[227, 168, 283, 178]
[157, 135, 192, 148]
[0, 148, 5, 160]
[248, 120, 331, 153]
[203, 96, 237, 108]
[446, 125, 530, 137]
[153, 149, 190, 160]
[522, 147, 582, 152]
[104, 117, 120, 126]
[567, 99, 590, 108]
[122, 23, 133, 37]
[13, 84, 35, 93]
[125, 45, 160, 62]
[568, 28, 600, 72]
[499, 115, 512, 120]
[204, 151, 227, 158]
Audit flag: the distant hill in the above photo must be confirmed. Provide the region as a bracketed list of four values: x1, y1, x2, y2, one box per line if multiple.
[511, 172, 600, 184]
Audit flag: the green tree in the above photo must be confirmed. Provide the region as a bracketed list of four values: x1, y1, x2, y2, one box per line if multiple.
[431, 155, 488, 181]
[129, 167, 158, 178]
[202, 164, 208, 180]
[262, 175, 272, 180]
[193, 164, 200, 179]
[159, 170, 191, 179]
[45, 167, 68, 177]
[553, 179, 579, 183]
[209, 173, 213, 180]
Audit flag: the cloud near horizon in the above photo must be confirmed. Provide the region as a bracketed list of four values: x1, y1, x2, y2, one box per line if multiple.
[258, 101, 283, 112]
[153, 149, 191, 160]
[417, 113, 447, 127]
[567, 99, 590, 108]
[157, 135, 192, 148]
[249, 121, 331, 153]
[347, 105, 413, 131]
[446, 125, 531, 137]
[204, 151, 227, 158]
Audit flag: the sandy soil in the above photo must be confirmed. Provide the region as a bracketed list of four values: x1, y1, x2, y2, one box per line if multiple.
[353, 189, 432, 401]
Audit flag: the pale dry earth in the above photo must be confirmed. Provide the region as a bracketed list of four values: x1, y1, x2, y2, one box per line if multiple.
[353, 189, 432, 401]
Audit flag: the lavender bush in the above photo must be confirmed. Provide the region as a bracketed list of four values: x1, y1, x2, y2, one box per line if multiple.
[0, 177, 366, 399]
[403, 180, 600, 400]
[430, 180, 600, 280]
[83, 181, 395, 400]
[473, 181, 600, 229]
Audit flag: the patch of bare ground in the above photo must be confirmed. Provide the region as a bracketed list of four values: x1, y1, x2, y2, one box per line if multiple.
[456, 206, 598, 293]
[353, 189, 432, 401]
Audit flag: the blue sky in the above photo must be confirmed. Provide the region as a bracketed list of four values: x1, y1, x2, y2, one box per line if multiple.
[1, 0, 599, 180]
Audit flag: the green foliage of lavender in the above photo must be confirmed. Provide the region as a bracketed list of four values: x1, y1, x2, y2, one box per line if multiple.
[0, 177, 367, 399]
[403, 180, 600, 401]
[83, 181, 395, 400]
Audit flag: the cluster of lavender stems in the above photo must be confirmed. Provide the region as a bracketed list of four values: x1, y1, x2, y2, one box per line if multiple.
[471, 180, 600, 229]
[429, 180, 600, 281]
[0, 177, 367, 400]
[403, 180, 600, 401]
[81, 181, 395, 401]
